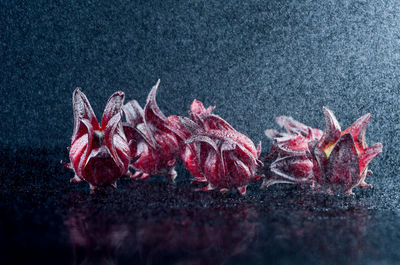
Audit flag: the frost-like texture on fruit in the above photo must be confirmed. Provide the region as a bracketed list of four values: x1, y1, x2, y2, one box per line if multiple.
[66, 89, 131, 191]
[308, 107, 383, 195]
[122, 80, 180, 181]
[261, 116, 323, 188]
[263, 107, 383, 195]
[169, 100, 263, 195]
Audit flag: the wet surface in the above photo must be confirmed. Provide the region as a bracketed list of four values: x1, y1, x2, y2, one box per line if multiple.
[1, 147, 399, 265]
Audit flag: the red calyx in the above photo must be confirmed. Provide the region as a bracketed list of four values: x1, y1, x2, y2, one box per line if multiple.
[169, 100, 263, 195]
[67, 88, 131, 191]
[263, 107, 383, 195]
[262, 116, 323, 188]
[308, 107, 383, 195]
[122, 80, 180, 182]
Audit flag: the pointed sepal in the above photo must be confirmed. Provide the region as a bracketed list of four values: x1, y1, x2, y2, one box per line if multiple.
[123, 100, 144, 127]
[275, 115, 310, 136]
[101, 91, 125, 128]
[359, 142, 383, 175]
[317, 107, 342, 149]
[72, 88, 99, 143]
[344, 113, 370, 150]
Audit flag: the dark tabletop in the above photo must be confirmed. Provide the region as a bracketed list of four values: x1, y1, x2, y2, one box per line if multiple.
[1, 1, 400, 264]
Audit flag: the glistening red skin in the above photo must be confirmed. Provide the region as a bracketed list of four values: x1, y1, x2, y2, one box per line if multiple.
[169, 100, 263, 195]
[65, 89, 131, 191]
[122, 80, 180, 182]
[261, 116, 323, 188]
[263, 107, 383, 195]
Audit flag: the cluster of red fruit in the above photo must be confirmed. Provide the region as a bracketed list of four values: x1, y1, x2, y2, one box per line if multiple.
[64, 80, 382, 195]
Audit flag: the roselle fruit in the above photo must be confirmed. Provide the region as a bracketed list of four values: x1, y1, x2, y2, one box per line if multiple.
[262, 116, 323, 188]
[65, 88, 131, 190]
[122, 80, 180, 181]
[169, 100, 263, 195]
[263, 107, 383, 195]
[308, 107, 383, 195]
[168, 100, 216, 184]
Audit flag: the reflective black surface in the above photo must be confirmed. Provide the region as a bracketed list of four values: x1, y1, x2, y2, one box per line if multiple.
[1, 147, 399, 265]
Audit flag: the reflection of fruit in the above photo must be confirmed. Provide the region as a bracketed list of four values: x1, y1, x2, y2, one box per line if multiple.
[65, 209, 129, 265]
[65, 199, 259, 265]
[135, 206, 259, 264]
[269, 199, 371, 264]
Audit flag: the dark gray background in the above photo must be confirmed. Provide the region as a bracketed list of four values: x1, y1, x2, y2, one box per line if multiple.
[1, 1, 400, 265]
[2, 0, 399, 152]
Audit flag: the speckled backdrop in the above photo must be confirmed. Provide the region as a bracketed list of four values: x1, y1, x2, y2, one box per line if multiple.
[1, 1, 400, 265]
